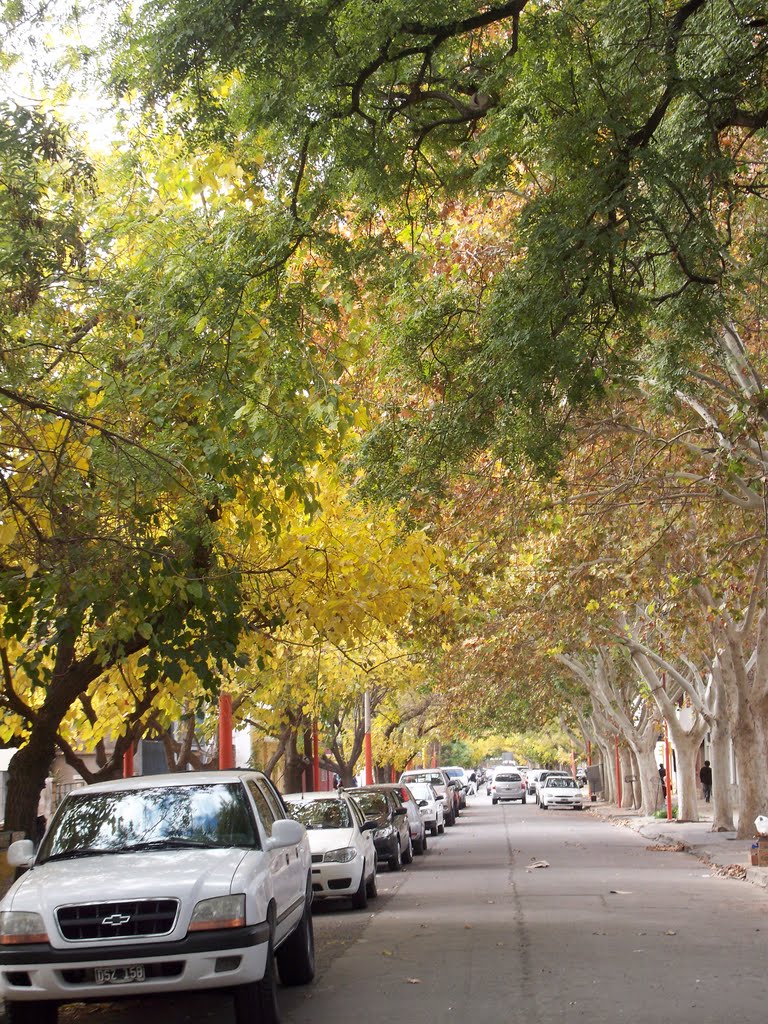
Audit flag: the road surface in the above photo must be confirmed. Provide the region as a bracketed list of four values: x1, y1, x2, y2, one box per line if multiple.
[7, 795, 767, 1024]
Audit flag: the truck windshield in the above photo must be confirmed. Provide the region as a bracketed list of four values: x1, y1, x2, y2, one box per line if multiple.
[37, 783, 259, 862]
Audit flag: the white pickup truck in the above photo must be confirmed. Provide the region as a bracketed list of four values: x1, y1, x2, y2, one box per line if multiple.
[0, 770, 314, 1024]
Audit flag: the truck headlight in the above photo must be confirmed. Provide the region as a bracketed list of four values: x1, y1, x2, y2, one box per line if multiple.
[189, 895, 245, 932]
[0, 911, 48, 945]
[323, 847, 357, 863]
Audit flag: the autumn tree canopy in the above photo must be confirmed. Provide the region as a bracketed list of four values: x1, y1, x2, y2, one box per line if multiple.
[0, 0, 767, 833]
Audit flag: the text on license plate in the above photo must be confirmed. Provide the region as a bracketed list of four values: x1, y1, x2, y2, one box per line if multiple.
[94, 965, 146, 984]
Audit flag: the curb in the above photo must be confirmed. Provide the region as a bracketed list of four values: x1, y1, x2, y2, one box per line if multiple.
[587, 806, 768, 890]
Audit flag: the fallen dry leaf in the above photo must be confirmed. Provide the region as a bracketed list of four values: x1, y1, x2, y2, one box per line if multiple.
[406, 978, 421, 984]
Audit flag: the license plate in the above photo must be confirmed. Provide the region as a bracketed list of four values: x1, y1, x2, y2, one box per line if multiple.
[94, 965, 146, 984]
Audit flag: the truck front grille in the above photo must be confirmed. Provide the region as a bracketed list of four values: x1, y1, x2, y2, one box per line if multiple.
[57, 900, 179, 941]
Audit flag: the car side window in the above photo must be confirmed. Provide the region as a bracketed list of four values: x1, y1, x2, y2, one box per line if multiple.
[255, 778, 285, 823]
[349, 799, 366, 830]
[247, 780, 277, 838]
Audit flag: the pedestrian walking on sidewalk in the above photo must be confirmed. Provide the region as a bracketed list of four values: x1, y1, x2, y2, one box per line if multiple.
[699, 760, 712, 802]
[658, 763, 666, 798]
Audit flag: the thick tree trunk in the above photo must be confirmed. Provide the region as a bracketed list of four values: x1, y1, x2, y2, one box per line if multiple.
[597, 742, 616, 804]
[634, 741, 665, 815]
[666, 718, 706, 822]
[4, 737, 56, 838]
[619, 746, 635, 809]
[708, 670, 735, 831]
[3, 643, 96, 835]
[283, 729, 308, 793]
[730, 707, 768, 838]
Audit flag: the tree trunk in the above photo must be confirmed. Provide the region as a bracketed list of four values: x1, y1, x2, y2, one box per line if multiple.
[283, 729, 308, 793]
[730, 708, 768, 838]
[4, 737, 56, 838]
[619, 746, 635, 809]
[708, 690, 735, 830]
[666, 716, 706, 822]
[634, 741, 665, 815]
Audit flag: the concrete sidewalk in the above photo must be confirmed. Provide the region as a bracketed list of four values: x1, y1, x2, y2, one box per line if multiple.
[587, 801, 768, 890]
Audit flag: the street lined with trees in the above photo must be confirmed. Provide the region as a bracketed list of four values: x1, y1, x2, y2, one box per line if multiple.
[0, 1, 767, 837]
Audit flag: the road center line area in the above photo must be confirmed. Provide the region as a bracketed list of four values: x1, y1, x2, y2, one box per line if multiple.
[282, 797, 768, 1024]
[38, 796, 768, 1024]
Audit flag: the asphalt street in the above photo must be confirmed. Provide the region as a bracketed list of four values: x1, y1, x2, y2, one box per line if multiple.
[7, 794, 768, 1023]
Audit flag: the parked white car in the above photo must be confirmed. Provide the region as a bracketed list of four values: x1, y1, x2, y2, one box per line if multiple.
[0, 771, 314, 1024]
[406, 782, 445, 836]
[400, 769, 456, 826]
[539, 776, 584, 810]
[440, 766, 469, 807]
[284, 791, 378, 907]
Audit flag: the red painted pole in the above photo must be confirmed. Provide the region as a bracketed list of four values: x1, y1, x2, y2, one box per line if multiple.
[219, 693, 234, 769]
[614, 735, 622, 806]
[571, 749, 577, 779]
[587, 740, 594, 802]
[364, 691, 373, 785]
[312, 720, 320, 791]
[123, 744, 134, 779]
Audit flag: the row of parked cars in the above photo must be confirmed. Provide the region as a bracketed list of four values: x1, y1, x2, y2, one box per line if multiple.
[0, 765, 475, 1024]
[285, 765, 472, 911]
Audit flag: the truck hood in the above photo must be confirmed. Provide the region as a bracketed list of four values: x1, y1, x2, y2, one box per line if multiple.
[5, 847, 249, 913]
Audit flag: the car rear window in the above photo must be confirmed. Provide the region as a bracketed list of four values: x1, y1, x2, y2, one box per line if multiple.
[350, 792, 388, 824]
[495, 773, 521, 782]
[285, 797, 352, 829]
[404, 773, 445, 787]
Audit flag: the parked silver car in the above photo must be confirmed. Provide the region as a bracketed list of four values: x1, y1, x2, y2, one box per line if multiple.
[491, 768, 527, 804]
[406, 781, 445, 837]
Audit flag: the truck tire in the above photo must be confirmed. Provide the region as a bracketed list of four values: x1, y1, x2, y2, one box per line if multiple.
[6, 1002, 58, 1024]
[276, 892, 315, 986]
[233, 926, 280, 1024]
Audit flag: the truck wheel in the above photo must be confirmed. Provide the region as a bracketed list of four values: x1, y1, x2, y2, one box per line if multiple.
[233, 930, 279, 1024]
[445, 809, 455, 827]
[430, 822, 439, 837]
[6, 1003, 58, 1024]
[276, 893, 315, 986]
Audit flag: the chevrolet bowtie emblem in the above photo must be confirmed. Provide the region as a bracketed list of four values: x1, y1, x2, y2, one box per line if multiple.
[102, 913, 131, 927]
